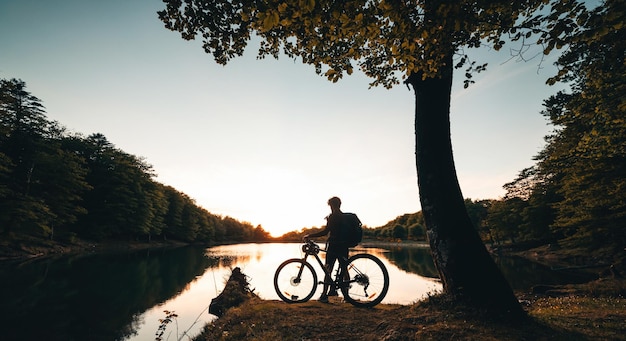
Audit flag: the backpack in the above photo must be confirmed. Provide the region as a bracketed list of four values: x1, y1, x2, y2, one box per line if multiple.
[342, 213, 363, 247]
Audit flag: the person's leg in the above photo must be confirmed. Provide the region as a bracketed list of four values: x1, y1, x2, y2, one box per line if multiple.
[328, 246, 348, 296]
[320, 247, 339, 301]
[337, 246, 349, 289]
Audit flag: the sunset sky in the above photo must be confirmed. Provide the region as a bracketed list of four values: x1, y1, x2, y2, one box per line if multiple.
[0, 1, 566, 236]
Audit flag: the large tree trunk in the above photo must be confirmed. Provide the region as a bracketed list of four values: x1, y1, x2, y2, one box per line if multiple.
[407, 54, 524, 319]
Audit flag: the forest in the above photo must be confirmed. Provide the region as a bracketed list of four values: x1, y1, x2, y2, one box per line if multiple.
[2, 23, 625, 254]
[2, 0, 625, 256]
[2, 30, 625, 255]
[0, 78, 271, 246]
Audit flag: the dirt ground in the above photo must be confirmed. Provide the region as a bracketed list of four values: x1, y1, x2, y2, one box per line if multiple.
[193, 283, 626, 341]
[192, 241, 626, 340]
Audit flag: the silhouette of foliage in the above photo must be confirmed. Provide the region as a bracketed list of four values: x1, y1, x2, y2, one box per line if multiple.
[0, 78, 271, 245]
[158, 0, 591, 319]
[503, 0, 626, 253]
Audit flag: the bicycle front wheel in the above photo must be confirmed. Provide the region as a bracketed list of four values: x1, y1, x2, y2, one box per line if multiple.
[341, 253, 390, 308]
[274, 259, 318, 303]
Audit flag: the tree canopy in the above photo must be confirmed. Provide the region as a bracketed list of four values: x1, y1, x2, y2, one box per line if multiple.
[158, 0, 593, 318]
[505, 0, 626, 252]
[159, 0, 586, 88]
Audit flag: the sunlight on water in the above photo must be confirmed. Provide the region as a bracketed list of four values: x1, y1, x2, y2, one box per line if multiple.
[205, 243, 442, 304]
[128, 243, 442, 341]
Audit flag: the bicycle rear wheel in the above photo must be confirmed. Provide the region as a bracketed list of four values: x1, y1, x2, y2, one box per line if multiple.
[341, 253, 389, 308]
[274, 259, 317, 303]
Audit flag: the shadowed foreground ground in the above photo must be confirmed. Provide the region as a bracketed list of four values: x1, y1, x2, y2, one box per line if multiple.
[193, 278, 626, 341]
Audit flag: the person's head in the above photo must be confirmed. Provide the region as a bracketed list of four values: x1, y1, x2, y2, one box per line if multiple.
[327, 196, 341, 212]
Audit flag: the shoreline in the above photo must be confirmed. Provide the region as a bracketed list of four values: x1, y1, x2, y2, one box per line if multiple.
[0, 236, 192, 263]
[4, 236, 624, 340]
[2, 236, 620, 280]
[0, 237, 426, 262]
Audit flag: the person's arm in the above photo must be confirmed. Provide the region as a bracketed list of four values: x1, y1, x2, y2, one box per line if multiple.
[307, 227, 329, 239]
[304, 216, 331, 241]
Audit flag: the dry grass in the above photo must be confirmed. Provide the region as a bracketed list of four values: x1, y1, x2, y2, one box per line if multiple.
[529, 295, 626, 340]
[194, 279, 626, 341]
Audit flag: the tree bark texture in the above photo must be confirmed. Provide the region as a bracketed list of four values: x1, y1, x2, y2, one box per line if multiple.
[408, 55, 524, 318]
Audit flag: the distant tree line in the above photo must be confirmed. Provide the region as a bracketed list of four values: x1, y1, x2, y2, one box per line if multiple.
[0, 78, 271, 244]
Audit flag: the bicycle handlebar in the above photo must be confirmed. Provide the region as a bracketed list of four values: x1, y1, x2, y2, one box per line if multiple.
[301, 239, 321, 255]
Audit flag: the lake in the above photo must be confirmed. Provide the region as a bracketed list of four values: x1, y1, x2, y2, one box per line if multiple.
[0, 242, 591, 341]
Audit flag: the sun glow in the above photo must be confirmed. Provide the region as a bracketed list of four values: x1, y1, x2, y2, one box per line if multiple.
[188, 167, 332, 237]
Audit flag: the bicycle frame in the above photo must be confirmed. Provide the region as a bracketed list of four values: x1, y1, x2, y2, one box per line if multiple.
[300, 240, 347, 290]
[274, 240, 390, 307]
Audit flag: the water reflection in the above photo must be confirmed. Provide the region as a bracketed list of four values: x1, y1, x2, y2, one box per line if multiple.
[380, 244, 595, 290]
[203, 243, 443, 306]
[381, 245, 439, 278]
[0, 246, 214, 341]
[494, 255, 595, 290]
[0, 243, 594, 341]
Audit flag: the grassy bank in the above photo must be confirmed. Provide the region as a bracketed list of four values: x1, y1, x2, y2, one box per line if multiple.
[194, 243, 626, 341]
[193, 278, 626, 340]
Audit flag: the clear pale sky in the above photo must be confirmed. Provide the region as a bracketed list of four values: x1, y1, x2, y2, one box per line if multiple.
[0, 1, 564, 236]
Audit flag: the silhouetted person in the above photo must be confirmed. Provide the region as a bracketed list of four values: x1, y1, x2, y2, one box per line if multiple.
[304, 196, 359, 303]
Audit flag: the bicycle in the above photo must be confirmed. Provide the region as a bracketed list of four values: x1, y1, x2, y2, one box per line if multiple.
[273, 240, 390, 308]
